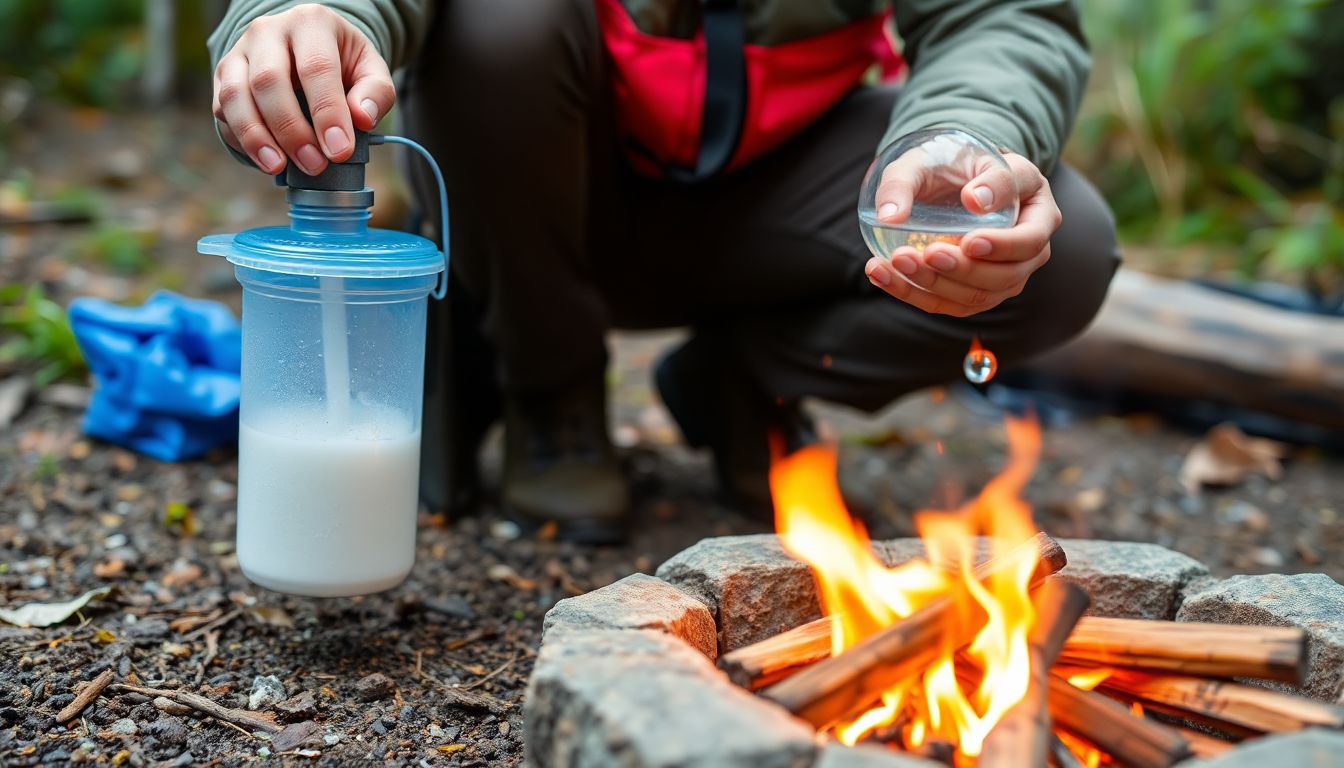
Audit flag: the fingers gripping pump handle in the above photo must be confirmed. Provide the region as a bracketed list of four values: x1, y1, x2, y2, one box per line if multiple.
[273, 118, 451, 300]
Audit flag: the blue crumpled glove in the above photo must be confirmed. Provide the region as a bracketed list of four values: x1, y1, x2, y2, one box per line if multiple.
[68, 291, 242, 461]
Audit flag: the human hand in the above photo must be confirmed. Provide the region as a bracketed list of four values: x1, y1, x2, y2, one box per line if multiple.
[213, 4, 395, 176]
[864, 150, 1061, 318]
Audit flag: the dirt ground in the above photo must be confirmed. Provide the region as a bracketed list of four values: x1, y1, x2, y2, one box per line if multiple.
[1, 105, 1341, 767]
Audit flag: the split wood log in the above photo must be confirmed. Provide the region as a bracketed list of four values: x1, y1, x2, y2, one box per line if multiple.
[1057, 617, 1307, 684]
[722, 532, 1068, 690]
[111, 683, 282, 734]
[758, 533, 1067, 729]
[979, 581, 1092, 768]
[1095, 669, 1344, 735]
[1171, 725, 1236, 759]
[1048, 734, 1084, 768]
[56, 669, 115, 722]
[1013, 268, 1344, 433]
[1046, 674, 1193, 768]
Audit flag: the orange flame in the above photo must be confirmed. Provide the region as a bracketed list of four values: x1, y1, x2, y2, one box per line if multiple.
[773, 416, 1045, 758]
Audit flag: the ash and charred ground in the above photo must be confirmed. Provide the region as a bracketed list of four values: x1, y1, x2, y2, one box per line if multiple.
[1, 104, 1341, 767]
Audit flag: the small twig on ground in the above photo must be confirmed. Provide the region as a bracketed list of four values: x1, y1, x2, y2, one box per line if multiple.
[462, 654, 517, 691]
[413, 660, 508, 713]
[194, 629, 220, 687]
[111, 683, 282, 734]
[57, 669, 115, 722]
[443, 629, 493, 652]
[184, 608, 241, 640]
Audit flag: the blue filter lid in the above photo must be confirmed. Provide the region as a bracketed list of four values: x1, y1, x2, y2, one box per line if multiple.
[198, 220, 444, 279]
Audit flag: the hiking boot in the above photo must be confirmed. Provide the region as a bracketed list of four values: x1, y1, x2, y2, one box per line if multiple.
[655, 334, 816, 519]
[502, 373, 630, 544]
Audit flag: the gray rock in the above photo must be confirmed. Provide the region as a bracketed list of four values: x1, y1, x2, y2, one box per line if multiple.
[355, 672, 395, 702]
[171, 751, 196, 767]
[109, 718, 138, 735]
[144, 716, 189, 745]
[542, 573, 717, 660]
[1056, 539, 1210, 619]
[814, 743, 946, 767]
[526, 629, 815, 768]
[123, 618, 171, 644]
[1177, 574, 1344, 701]
[656, 535, 933, 654]
[1173, 728, 1344, 766]
[275, 690, 318, 722]
[248, 675, 287, 710]
[272, 720, 320, 751]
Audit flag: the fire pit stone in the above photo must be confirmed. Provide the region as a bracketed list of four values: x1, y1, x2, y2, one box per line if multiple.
[526, 628, 817, 768]
[1174, 727, 1344, 767]
[816, 743, 944, 768]
[1055, 538, 1212, 619]
[541, 572, 717, 660]
[1177, 573, 1344, 702]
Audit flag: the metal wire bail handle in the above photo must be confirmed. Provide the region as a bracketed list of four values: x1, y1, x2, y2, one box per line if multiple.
[370, 134, 451, 300]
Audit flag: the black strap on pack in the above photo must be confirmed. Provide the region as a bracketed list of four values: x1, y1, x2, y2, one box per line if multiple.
[666, 0, 747, 184]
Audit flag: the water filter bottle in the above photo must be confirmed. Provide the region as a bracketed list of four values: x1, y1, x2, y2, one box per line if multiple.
[199, 130, 449, 597]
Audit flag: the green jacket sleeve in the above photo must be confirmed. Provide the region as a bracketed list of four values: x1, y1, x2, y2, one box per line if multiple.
[887, 0, 1090, 174]
[207, 0, 431, 71]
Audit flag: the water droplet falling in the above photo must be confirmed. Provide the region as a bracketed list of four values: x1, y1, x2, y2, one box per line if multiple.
[963, 337, 998, 384]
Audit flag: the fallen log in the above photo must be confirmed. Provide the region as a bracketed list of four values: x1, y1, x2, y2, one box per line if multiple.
[979, 581, 1092, 768]
[1057, 617, 1307, 684]
[1011, 268, 1344, 433]
[758, 533, 1067, 729]
[1047, 674, 1193, 768]
[721, 532, 1068, 690]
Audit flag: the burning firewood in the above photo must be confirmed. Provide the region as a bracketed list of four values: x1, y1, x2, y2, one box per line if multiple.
[978, 580, 1092, 768]
[1057, 617, 1307, 684]
[720, 531, 1067, 691]
[758, 532, 1069, 731]
[1046, 673, 1194, 768]
[1087, 668, 1344, 736]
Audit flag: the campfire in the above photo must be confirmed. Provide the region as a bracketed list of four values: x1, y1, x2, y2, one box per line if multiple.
[716, 416, 1341, 767]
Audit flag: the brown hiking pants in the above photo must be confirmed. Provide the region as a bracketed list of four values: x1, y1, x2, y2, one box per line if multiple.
[402, 0, 1119, 416]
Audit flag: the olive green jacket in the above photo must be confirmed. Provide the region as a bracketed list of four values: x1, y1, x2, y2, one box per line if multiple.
[209, 0, 1089, 173]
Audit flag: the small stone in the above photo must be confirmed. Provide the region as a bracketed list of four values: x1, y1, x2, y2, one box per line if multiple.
[272, 720, 320, 751]
[153, 697, 191, 716]
[1223, 502, 1269, 532]
[525, 629, 816, 768]
[1249, 546, 1285, 568]
[1178, 574, 1344, 701]
[110, 718, 138, 735]
[144, 716, 189, 746]
[1172, 728, 1344, 766]
[103, 533, 128, 549]
[275, 690, 318, 722]
[354, 672, 395, 702]
[370, 719, 388, 736]
[424, 596, 475, 620]
[399, 704, 414, 721]
[542, 573, 718, 660]
[123, 618, 170, 644]
[1056, 539, 1211, 619]
[206, 479, 236, 502]
[429, 724, 446, 740]
[490, 520, 522, 541]
[323, 733, 341, 746]
[25, 574, 47, 589]
[248, 675, 287, 710]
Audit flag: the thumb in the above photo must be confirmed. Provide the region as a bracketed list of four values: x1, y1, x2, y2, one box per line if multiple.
[344, 45, 396, 131]
[961, 163, 1017, 217]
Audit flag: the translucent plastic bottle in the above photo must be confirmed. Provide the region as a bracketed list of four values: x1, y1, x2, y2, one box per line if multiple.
[199, 135, 446, 597]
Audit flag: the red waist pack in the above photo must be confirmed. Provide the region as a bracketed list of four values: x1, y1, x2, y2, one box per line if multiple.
[595, 0, 903, 181]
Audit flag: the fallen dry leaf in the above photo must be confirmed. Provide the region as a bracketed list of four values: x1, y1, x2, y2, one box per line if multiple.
[1180, 422, 1287, 494]
[0, 586, 112, 628]
[161, 562, 203, 589]
[93, 560, 126, 578]
[436, 744, 467, 754]
[487, 564, 537, 591]
[247, 605, 295, 628]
